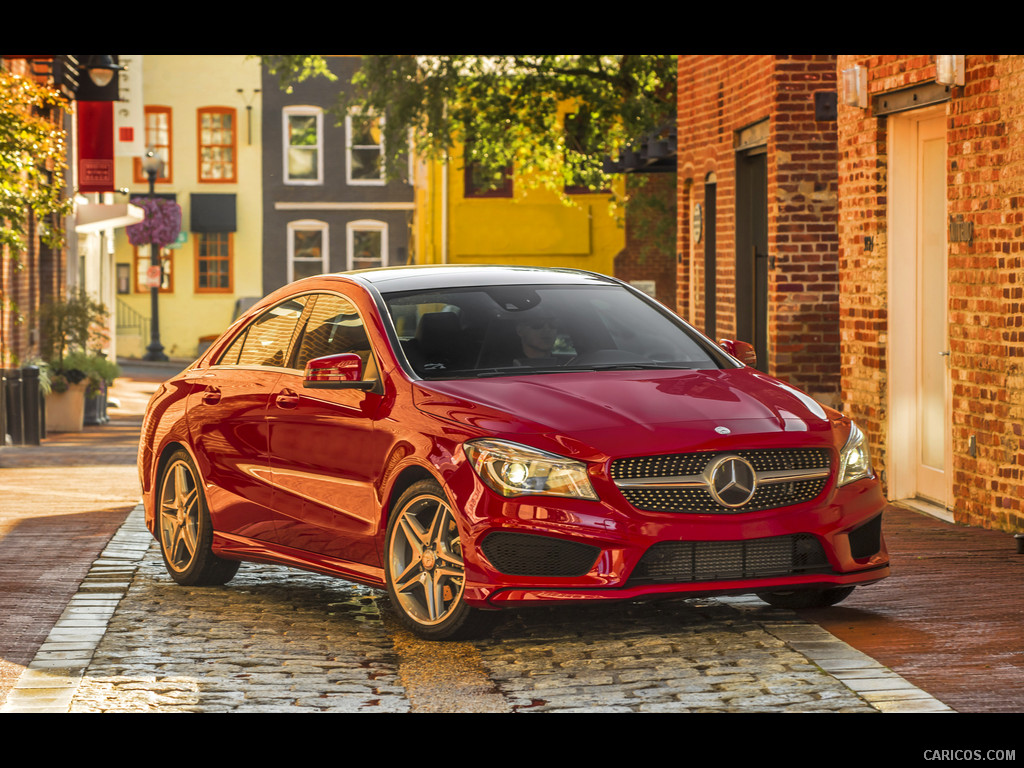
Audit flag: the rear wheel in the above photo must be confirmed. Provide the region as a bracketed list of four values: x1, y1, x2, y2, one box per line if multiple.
[384, 479, 493, 640]
[756, 586, 855, 609]
[157, 449, 239, 586]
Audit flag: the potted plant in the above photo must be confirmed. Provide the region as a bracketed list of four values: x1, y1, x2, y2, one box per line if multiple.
[39, 290, 113, 432]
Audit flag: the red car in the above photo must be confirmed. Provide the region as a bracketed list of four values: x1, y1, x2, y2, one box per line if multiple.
[139, 265, 889, 639]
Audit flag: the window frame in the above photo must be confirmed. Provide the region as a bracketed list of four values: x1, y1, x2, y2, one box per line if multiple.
[283, 106, 323, 185]
[346, 219, 388, 271]
[287, 219, 330, 283]
[133, 243, 173, 294]
[345, 111, 386, 186]
[195, 231, 234, 293]
[133, 106, 173, 184]
[197, 106, 238, 183]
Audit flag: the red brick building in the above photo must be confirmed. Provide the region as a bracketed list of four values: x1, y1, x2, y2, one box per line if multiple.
[0, 58, 68, 369]
[675, 54, 1023, 534]
[836, 55, 1023, 533]
[674, 55, 842, 408]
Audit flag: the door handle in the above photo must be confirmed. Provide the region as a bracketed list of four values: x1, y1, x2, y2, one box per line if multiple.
[201, 386, 221, 405]
[275, 389, 300, 409]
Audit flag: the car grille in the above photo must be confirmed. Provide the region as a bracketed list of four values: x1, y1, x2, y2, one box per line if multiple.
[481, 531, 601, 577]
[628, 534, 831, 585]
[610, 448, 831, 513]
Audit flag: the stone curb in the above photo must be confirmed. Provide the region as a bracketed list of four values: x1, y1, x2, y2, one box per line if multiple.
[1, 504, 152, 713]
[722, 596, 955, 713]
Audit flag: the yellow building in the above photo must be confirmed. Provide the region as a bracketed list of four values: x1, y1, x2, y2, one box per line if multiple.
[113, 54, 262, 361]
[412, 145, 625, 274]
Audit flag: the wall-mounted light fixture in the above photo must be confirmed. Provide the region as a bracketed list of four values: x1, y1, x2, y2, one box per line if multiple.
[935, 55, 965, 87]
[83, 55, 124, 88]
[841, 65, 868, 108]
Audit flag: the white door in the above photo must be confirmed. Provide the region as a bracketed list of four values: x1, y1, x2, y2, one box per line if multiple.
[889, 109, 950, 508]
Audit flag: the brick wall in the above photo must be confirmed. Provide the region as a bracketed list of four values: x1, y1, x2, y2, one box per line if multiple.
[837, 54, 1024, 533]
[675, 55, 841, 405]
[0, 58, 67, 368]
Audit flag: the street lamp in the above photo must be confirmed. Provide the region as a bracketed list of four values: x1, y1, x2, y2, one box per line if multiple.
[141, 148, 168, 362]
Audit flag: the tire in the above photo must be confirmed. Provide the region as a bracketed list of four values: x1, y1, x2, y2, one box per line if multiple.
[756, 586, 855, 609]
[157, 449, 239, 586]
[384, 479, 494, 640]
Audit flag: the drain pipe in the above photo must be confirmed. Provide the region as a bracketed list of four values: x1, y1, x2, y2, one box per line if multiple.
[1016, 533, 1024, 554]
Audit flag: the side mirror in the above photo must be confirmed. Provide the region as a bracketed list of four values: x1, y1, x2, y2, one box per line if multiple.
[303, 353, 375, 390]
[719, 339, 757, 368]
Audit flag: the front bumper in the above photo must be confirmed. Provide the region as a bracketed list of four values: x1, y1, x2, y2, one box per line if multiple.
[445, 463, 889, 608]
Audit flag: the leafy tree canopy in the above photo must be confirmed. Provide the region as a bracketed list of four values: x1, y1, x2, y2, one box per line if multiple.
[0, 70, 72, 261]
[262, 55, 676, 199]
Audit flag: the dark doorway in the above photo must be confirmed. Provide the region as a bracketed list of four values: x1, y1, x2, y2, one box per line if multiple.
[704, 176, 717, 340]
[735, 148, 768, 370]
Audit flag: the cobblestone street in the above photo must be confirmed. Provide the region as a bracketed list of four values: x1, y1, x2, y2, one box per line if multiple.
[4, 506, 949, 714]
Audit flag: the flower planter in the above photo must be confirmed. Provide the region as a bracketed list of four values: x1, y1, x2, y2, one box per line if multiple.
[45, 380, 87, 433]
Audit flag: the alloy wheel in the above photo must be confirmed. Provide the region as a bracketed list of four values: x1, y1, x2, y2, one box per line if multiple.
[388, 491, 466, 626]
[159, 458, 201, 573]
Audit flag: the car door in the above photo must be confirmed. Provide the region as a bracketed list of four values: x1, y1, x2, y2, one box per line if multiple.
[266, 291, 390, 567]
[186, 296, 309, 543]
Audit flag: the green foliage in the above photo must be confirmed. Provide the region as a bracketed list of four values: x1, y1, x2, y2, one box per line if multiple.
[0, 70, 72, 261]
[39, 290, 114, 395]
[39, 289, 109, 367]
[263, 55, 677, 202]
[261, 55, 337, 93]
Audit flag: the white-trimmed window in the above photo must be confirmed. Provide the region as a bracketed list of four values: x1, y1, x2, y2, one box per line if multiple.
[287, 220, 329, 282]
[284, 107, 323, 184]
[347, 219, 388, 270]
[346, 112, 385, 185]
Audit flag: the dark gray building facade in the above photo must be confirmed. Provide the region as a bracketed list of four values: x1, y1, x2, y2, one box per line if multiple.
[261, 56, 413, 294]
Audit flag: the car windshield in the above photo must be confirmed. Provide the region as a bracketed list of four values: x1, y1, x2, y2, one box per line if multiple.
[381, 283, 731, 380]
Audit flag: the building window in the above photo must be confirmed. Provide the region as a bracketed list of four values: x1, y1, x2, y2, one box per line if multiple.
[133, 244, 173, 293]
[464, 150, 513, 198]
[284, 107, 322, 184]
[198, 107, 237, 182]
[196, 232, 233, 292]
[288, 220, 329, 282]
[563, 112, 607, 194]
[346, 112, 385, 184]
[134, 106, 172, 184]
[347, 220, 387, 271]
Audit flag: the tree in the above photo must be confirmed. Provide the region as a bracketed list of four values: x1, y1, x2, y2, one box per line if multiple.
[0, 69, 72, 262]
[262, 55, 676, 200]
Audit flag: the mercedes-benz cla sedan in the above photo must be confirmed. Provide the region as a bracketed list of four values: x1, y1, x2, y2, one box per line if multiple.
[139, 266, 889, 639]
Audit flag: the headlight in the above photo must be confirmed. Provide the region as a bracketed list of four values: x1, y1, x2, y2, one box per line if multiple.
[838, 422, 873, 486]
[463, 439, 598, 500]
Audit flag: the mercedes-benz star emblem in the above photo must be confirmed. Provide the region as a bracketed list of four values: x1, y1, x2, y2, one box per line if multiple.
[706, 454, 758, 508]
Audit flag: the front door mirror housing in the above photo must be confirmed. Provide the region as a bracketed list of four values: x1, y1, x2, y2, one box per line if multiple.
[719, 339, 757, 368]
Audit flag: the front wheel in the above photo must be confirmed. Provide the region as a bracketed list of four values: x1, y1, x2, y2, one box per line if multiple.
[157, 449, 239, 586]
[756, 586, 855, 609]
[384, 479, 493, 640]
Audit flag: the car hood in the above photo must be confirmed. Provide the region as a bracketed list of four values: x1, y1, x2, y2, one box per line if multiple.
[412, 368, 841, 461]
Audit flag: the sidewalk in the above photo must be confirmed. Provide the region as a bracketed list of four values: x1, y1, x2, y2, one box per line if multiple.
[0, 360, 183, 705]
[1, 361, 1022, 712]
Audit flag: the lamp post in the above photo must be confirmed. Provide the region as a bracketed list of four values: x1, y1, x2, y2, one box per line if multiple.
[141, 148, 168, 362]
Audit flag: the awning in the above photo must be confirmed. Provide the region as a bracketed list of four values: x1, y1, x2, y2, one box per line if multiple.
[75, 202, 145, 234]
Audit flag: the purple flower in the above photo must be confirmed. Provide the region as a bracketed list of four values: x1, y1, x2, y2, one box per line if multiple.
[127, 198, 182, 248]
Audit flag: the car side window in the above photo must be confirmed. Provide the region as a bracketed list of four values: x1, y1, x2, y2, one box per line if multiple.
[293, 293, 380, 382]
[223, 297, 308, 368]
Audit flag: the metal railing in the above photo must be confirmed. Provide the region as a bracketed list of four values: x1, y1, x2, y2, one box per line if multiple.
[116, 298, 149, 343]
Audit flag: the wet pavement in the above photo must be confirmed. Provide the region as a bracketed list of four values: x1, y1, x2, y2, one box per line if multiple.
[0, 361, 1022, 719]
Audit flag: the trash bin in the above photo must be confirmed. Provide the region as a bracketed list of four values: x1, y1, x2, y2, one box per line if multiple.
[1, 366, 43, 445]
